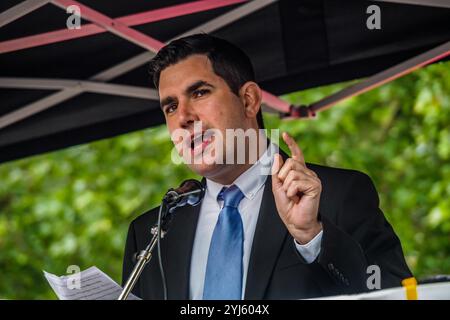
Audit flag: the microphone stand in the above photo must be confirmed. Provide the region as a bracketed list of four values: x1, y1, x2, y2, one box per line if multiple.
[118, 187, 203, 300]
[117, 212, 162, 300]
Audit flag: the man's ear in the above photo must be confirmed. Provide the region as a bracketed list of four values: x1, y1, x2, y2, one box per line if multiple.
[239, 81, 262, 119]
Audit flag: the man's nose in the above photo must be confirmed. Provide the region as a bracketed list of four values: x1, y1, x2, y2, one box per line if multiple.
[177, 101, 198, 129]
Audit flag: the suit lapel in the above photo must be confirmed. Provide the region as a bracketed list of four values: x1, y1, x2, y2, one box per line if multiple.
[244, 175, 288, 299]
[162, 199, 201, 299]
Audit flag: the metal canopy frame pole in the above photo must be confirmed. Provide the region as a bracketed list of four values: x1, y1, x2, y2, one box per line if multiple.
[0, 0, 50, 28]
[0, 77, 159, 100]
[51, 0, 164, 52]
[295, 41, 450, 118]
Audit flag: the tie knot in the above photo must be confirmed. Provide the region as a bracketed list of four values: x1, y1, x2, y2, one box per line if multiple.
[218, 185, 245, 208]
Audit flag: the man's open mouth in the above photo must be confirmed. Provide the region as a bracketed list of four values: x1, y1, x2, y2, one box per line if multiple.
[189, 131, 214, 156]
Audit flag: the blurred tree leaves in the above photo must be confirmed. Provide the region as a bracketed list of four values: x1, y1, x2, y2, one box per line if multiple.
[0, 61, 448, 299]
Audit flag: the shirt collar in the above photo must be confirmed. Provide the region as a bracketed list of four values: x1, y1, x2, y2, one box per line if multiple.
[205, 142, 278, 201]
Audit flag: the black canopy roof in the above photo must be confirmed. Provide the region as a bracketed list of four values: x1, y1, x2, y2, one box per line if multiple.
[0, 0, 449, 164]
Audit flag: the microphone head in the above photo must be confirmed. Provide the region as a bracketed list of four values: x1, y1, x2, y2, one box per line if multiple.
[159, 179, 205, 233]
[164, 179, 205, 207]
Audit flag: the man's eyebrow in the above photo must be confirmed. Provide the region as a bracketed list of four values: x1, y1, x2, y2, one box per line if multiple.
[184, 80, 214, 96]
[160, 80, 214, 109]
[160, 96, 176, 109]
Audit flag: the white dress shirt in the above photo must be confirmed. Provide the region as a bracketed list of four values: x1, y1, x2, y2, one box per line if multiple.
[189, 143, 323, 299]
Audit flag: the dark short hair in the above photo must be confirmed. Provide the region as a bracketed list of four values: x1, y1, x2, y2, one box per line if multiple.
[149, 33, 264, 129]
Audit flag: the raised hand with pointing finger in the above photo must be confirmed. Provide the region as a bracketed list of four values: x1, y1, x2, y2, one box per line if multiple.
[272, 132, 323, 244]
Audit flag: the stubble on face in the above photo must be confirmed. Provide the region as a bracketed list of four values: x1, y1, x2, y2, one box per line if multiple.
[159, 55, 262, 184]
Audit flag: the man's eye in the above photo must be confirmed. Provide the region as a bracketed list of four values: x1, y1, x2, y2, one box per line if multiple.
[165, 104, 177, 114]
[193, 89, 209, 98]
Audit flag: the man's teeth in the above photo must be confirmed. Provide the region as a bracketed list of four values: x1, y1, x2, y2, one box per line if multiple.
[191, 133, 212, 149]
[192, 134, 203, 148]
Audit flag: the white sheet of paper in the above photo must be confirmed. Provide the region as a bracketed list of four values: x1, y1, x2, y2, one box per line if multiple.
[43, 266, 141, 300]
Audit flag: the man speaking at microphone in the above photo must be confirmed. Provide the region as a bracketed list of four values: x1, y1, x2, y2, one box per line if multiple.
[122, 34, 412, 299]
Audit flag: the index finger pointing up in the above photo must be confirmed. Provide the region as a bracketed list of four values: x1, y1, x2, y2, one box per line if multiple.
[282, 132, 305, 163]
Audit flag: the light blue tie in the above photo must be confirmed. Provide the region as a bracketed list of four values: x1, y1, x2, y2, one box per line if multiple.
[203, 185, 245, 300]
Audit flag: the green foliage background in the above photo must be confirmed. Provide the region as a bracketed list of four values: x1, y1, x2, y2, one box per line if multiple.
[0, 62, 449, 299]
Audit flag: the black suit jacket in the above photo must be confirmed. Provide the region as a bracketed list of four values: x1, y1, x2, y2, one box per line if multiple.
[122, 153, 412, 299]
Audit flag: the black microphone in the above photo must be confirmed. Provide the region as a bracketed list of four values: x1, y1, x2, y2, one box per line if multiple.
[163, 179, 205, 208]
[159, 179, 205, 233]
